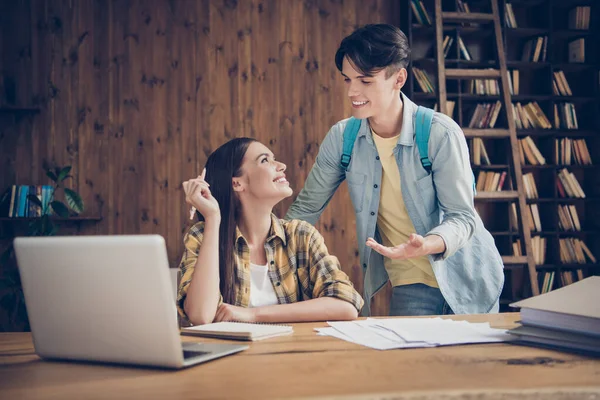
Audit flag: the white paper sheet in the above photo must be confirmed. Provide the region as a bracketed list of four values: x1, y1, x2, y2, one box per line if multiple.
[316, 318, 514, 350]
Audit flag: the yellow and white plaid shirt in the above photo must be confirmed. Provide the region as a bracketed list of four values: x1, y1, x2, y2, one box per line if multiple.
[177, 215, 363, 323]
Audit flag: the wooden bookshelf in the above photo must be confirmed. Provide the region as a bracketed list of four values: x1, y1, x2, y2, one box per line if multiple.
[402, 0, 599, 309]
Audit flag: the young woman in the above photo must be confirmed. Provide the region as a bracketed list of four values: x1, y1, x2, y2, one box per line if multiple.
[177, 138, 363, 326]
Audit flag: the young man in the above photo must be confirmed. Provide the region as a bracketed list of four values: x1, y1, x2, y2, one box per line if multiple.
[285, 24, 504, 316]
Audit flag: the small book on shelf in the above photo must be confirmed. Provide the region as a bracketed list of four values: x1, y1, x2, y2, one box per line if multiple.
[433, 101, 456, 119]
[552, 71, 572, 96]
[569, 6, 591, 30]
[568, 39, 585, 63]
[505, 3, 517, 28]
[181, 321, 293, 341]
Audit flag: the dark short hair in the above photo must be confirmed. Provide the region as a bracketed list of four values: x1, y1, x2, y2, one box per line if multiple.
[335, 24, 410, 77]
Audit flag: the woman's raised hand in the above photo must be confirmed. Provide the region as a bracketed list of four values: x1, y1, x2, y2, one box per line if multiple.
[182, 169, 220, 221]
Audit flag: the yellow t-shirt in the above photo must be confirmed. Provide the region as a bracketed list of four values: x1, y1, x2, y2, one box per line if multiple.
[372, 130, 439, 288]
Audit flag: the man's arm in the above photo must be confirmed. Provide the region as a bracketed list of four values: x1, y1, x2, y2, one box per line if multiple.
[426, 116, 477, 261]
[285, 125, 346, 225]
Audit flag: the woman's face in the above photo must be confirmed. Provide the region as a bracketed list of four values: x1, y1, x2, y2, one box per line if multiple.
[233, 141, 293, 203]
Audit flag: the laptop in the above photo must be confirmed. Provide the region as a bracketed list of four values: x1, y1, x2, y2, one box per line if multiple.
[13, 234, 248, 369]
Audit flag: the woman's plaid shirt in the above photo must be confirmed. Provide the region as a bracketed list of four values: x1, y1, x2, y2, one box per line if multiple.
[177, 215, 364, 322]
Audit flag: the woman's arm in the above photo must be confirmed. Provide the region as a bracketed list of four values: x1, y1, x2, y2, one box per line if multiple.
[255, 297, 357, 322]
[182, 217, 222, 325]
[213, 297, 357, 323]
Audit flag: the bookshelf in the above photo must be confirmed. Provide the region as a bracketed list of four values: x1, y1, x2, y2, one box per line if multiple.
[402, 0, 599, 308]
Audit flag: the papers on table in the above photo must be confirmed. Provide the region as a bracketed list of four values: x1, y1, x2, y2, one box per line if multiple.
[315, 318, 514, 350]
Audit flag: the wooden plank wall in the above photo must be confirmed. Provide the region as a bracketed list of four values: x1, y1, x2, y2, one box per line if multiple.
[0, 0, 398, 316]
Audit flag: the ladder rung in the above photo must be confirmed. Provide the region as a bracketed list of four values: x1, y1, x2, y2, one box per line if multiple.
[445, 69, 501, 79]
[475, 191, 519, 201]
[463, 129, 510, 138]
[442, 12, 494, 23]
[502, 256, 528, 265]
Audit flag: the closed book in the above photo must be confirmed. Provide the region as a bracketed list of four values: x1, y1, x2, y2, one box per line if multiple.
[181, 321, 293, 341]
[508, 325, 600, 356]
[510, 276, 600, 337]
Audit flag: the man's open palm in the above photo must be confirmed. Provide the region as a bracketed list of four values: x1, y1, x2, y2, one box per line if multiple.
[366, 233, 426, 260]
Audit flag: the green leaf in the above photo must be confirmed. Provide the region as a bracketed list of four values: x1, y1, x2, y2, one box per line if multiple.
[50, 201, 69, 218]
[57, 166, 72, 182]
[46, 170, 58, 182]
[64, 188, 84, 214]
[27, 194, 43, 208]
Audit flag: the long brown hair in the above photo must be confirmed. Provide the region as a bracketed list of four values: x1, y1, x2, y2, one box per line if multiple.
[198, 138, 256, 304]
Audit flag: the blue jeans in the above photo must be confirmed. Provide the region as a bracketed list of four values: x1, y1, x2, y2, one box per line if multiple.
[389, 283, 454, 316]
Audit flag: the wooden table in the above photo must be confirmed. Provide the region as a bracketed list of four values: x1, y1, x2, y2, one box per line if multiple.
[0, 313, 599, 400]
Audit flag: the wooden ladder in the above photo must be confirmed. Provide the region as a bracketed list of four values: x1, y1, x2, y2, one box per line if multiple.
[432, 0, 539, 297]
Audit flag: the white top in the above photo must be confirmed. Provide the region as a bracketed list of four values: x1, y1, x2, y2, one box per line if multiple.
[248, 263, 279, 308]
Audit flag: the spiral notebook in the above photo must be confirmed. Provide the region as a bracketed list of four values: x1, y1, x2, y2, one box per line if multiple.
[181, 322, 293, 341]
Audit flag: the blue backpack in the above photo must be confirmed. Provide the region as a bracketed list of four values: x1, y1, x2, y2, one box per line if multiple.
[340, 106, 476, 193]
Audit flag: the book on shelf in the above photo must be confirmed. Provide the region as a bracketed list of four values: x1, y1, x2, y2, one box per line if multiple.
[569, 6, 591, 30]
[554, 103, 579, 130]
[519, 136, 546, 165]
[468, 101, 502, 129]
[505, 3, 517, 28]
[531, 235, 546, 265]
[568, 39, 585, 63]
[413, 67, 435, 93]
[456, 0, 470, 13]
[509, 276, 600, 356]
[471, 138, 491, 165]
[559, 238, 596, 264]
[512, 236, 546, 266]
[475, 171, 507, 192]
[540, 271, 555, 294]
[442, 35, 454, 59]
[557, 204, 581, 232]
[521, 36, 548, 62]
[457, 36, 472, 61]
[530, 204, 542, 232]
[522, 172, 539, 199]
[509, 203, 519, 231]
[555, 138, 592, 165]
[411, 0, 432, 26]
[510, 203, 541, 232]
[433, 101, 456, 119]
[512, 102, 552, 130]
[507, 70, 519, 95]
[559, 269, 585, 287]
[552, 71, 572, 96]
[467, 79, 500, 96]
[2, 185, 54, 218]
[557, 168, 585, 198]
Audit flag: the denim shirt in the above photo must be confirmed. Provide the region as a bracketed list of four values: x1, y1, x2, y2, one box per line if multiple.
[285, 93, 504, 315]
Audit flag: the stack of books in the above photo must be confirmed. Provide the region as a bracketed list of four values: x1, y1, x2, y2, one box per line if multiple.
[509, 276, 600, 356]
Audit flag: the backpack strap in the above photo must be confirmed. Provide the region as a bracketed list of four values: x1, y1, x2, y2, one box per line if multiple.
[415, 106, 434, 173]
[341, 117, 362, 171]
[415, 105, 477, 194]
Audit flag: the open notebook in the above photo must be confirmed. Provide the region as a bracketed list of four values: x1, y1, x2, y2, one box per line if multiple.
[181, 322, 293, 341]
